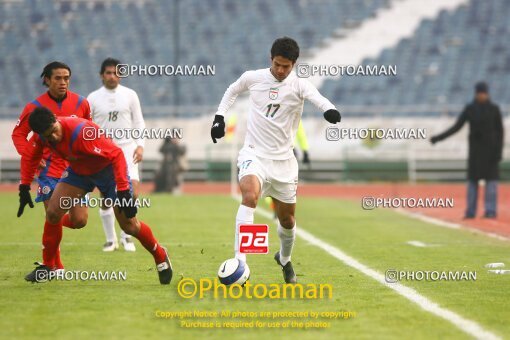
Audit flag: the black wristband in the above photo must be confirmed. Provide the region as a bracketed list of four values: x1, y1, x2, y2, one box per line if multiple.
[213, 115, 225, 124]
[19, 184, 30, 191]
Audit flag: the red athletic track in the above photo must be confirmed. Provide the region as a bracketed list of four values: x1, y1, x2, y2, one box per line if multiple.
[2, 182, 508, 238]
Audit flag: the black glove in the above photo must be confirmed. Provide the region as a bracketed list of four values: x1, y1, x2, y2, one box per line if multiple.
[324, 109, 341, 124]
[303, 151, 310, 164]
[430, 136, 440, 145]
[117, 190, 137, 218]
[17, 184, 34, 217]
[211, 115, 225, 143]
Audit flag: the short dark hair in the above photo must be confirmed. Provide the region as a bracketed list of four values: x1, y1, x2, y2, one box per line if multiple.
[29, 107, 56, 134]
[270, 37, 300, 62]
[40, 61, 71, 87]
[100, 58, 121, 74]
[475, 81, 489, 93]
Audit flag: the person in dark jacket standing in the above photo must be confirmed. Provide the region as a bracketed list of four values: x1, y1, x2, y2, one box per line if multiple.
[431, 82, 504, 219]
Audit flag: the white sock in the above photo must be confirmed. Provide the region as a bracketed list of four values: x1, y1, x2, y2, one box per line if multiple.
[277, 221, 296, 266]
[235, 204, 255, 263]
[99, 207, 117, 243]
[120, 230, 130, 239]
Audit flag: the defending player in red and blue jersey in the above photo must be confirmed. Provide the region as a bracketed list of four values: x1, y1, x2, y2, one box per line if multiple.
[18, 107, 173, 284]
[12, 62, 91, 271]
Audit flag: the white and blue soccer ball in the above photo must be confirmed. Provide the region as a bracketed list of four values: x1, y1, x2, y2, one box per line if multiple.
[217, 258, 250, 286]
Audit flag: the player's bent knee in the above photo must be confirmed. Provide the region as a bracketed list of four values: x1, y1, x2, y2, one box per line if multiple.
[241, 191, 259, 207]
[70, 216, 87, 229]
[119, 220, 139, 236]
[279, 215, 295, 229]
[46, 208, 64, 225]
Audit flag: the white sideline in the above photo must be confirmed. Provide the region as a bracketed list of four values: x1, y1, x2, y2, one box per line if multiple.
[406, 240, 432, 248]
[233, 197, 501, 340]
[395, 208, 510, 242]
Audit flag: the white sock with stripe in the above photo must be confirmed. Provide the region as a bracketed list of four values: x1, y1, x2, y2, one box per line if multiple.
[235, 204, 254, 263]
[99, 207, 117, 243]
[277, 221, 296, 266]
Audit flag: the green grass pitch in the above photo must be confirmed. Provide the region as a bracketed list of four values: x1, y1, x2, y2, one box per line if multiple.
[0, 192, 509, 339]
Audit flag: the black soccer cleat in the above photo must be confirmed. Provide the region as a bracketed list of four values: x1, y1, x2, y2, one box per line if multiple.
[156, 247, 173, 285]
[274, 251, 297, 284]
[24, 262, 52, 283]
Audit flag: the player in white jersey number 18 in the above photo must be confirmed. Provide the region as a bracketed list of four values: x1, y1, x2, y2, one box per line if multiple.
[88, 58, 146, 253]
[211, 37, 341, 284]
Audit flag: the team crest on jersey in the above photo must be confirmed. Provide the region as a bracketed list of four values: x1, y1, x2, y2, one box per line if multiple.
[42, 186, 51, 195]
[15, 119, 21, 127]
[269, 87, 279, 100]
[61, 171, 68, 179]
[94, 146, 102, 154]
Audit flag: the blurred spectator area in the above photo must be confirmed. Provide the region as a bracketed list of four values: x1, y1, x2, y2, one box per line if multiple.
[0, 0, 389, 114]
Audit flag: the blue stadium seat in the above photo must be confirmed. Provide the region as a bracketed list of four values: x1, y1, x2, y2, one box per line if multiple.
[2, 0, 464, 119]
[320, 0, 510, 114]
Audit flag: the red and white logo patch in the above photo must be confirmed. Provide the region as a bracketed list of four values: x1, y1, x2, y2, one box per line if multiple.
[239, 224, 269, 254]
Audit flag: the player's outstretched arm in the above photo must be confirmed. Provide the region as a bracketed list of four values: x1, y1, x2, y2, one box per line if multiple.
[300, 79, 341, 124]
[17, 135, 43, 217]
[211, 72, 251, 143]
[211, 115, 225, 143]
[12, 104, 36, 155]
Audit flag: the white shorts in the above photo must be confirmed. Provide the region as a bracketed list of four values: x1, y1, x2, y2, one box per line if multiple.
[237, 147, 298, 204]
[120, 142, 140, 182]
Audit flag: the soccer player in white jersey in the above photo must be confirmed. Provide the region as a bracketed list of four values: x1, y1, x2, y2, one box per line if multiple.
[210, 37, 341, 283]
[88, 58, 146, 252]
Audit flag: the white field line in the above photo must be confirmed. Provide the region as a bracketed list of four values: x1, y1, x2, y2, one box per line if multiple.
[407, 240, 429, 247]
[233, 196, 501, 340]
[395, 208, 509, 242]
[0, 242, 99, 246]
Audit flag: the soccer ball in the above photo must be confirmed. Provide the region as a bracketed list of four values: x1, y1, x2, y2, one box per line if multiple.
[217, 258, 250, 286]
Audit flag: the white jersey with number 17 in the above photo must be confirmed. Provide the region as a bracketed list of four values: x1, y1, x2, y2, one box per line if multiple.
[215, 68, 336, 160]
